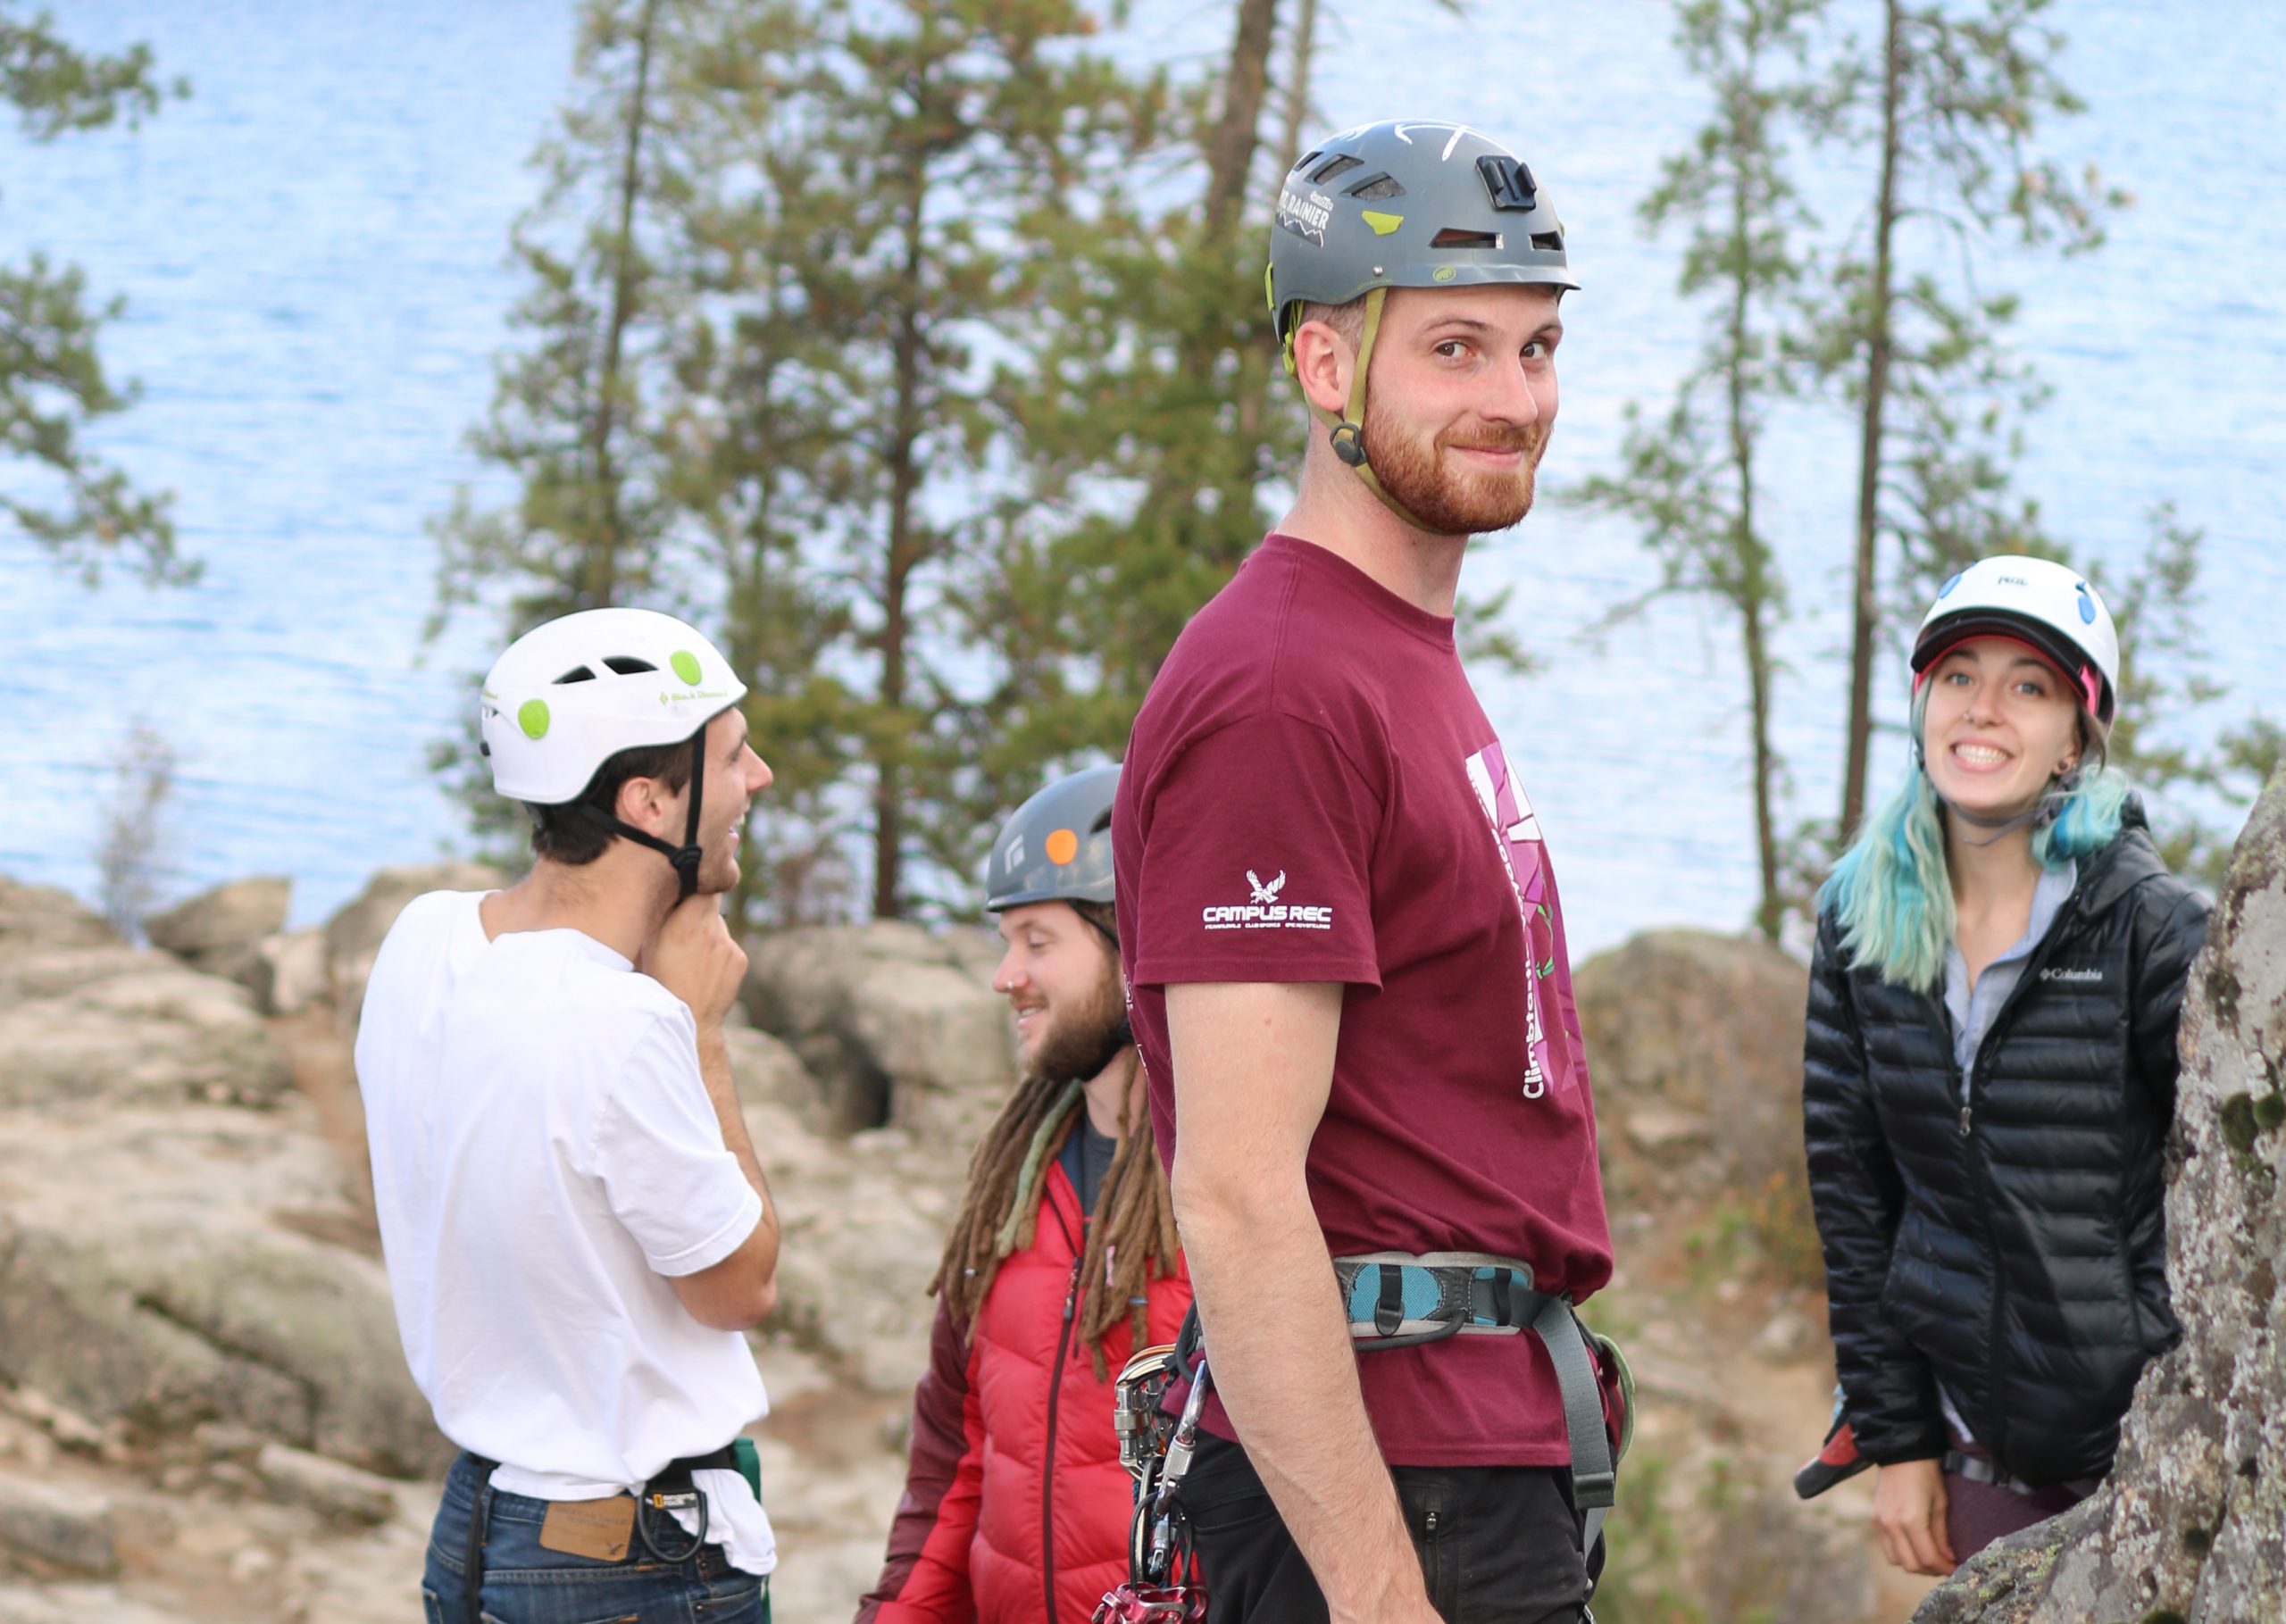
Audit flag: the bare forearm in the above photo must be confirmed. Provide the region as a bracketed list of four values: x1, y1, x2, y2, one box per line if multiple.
[1181, 1181, 1424, 1622]
[697, 1026, 780, 1262]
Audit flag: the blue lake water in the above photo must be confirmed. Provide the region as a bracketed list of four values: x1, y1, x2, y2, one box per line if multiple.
[2, 0, 2279, 951]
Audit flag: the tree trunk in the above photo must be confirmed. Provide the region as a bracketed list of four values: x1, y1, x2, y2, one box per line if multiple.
[584, 0, 658, 612]
[1726, 119, 1781, 944]
[1839, 0, 1903, 842]
[873, 162, 928, 920]
[1912, 769, 2286, 1621]
[1201, 0, 1280, 247]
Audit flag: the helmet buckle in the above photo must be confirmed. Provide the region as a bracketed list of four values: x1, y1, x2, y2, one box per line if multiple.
[1330, 421, 1367, 467]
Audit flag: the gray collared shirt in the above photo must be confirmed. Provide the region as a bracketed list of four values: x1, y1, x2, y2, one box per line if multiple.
[1941, 858, 2079, 1099]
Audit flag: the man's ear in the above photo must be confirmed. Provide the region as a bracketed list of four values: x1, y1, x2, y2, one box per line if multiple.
[614, 770, 669, 835]
[1289, 319, 1356, 419]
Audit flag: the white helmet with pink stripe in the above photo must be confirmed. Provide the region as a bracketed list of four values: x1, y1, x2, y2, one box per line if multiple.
[1910, 555, 2119, 729]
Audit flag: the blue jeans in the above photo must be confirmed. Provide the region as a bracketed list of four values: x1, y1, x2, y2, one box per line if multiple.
[423, 1453, 769, 1624]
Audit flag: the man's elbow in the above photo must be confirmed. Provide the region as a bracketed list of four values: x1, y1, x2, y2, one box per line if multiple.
[1172, 1151, 1304, 1246]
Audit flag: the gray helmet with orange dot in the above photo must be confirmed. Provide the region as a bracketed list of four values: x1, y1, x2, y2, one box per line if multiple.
[984, 764, 1120, 919]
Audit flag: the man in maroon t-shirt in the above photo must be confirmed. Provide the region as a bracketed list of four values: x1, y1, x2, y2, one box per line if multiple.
[1113, 121, 1615, 1623]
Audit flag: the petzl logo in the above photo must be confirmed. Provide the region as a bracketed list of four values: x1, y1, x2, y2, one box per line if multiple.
[1203, 869, 1332, 931]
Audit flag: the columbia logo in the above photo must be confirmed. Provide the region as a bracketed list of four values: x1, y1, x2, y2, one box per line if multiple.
[2039, 966, 2103, 983]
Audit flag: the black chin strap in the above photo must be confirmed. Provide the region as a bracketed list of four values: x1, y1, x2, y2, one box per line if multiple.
[1077, 910, 1135, 1055]
[567, 729, 707, 899]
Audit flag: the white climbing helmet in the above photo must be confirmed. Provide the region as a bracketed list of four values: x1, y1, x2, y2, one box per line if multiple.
[1911, 555, 2120, 729]
[480, 608, 747, 805]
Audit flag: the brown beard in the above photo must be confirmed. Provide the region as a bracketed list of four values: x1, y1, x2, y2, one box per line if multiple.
[1361, 396, 1548, 537]
[1028, 953, 1128, 1085]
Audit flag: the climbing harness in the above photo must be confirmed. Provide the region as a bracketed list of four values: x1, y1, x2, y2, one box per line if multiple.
[1094, 1253, 1633, 1622]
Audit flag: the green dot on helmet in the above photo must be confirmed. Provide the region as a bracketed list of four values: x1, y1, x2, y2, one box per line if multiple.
[517, 699, 551, 740]
[671, 650, 704, 684]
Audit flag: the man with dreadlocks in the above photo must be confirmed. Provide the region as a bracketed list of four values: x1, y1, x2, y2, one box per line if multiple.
[856, 765, 1191, 1624]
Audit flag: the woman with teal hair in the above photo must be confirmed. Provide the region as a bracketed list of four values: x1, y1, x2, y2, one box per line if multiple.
[1802, 556, 2208, 1577]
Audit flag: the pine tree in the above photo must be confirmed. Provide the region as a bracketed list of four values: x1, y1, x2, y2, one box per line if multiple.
[955, 0, 1299, 820]
[654, 0, 866, 926]
[1808, 0, 2121, 839]
[797, 0, 1162, 919]
[0, 6, 184, 584]
[1577, 0, 1821, 943]
[426, 0, 697, 854]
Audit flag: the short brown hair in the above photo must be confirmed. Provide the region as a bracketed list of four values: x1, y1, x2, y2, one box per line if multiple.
[526, 737, 695, 865]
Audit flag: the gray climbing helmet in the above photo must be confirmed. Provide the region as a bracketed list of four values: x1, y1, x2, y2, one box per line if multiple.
[1266, 121, 1577, 527]
[982, 763, 1120, 913]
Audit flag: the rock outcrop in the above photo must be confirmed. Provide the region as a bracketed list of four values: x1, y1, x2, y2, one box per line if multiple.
[1914, 769, 2286, 1624]
[743, 920, 1013, 1138]
[143, 876, 291, 984]
[0, 903, 288, 1111]
[1575, 927, 1811, 1197]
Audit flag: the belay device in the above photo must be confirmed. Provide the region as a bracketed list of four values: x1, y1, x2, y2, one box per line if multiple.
[1092, 1254, 1635, 1622]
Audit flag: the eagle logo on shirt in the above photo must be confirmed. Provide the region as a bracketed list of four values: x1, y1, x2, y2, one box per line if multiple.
[1247, 870, 1287, 906]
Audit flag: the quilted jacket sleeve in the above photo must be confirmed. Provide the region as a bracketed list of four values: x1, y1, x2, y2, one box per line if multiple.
[855, 1300, 984, 1624]
[1800, 912, 1945, 1465]
[2127, 879, 2211, 1121]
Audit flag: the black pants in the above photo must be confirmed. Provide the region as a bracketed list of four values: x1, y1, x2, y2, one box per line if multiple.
[1175, 1433, 1588, 1624]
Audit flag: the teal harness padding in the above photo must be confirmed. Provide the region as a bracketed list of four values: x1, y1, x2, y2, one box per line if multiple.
[1334, 1251, 1618, 1522]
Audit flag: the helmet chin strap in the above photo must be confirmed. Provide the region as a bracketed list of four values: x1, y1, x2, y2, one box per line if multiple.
[567, 728, 709, 900]
[1300, 287, 1449, 537]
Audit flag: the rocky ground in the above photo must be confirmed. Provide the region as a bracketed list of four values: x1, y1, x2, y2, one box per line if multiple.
[0, 868, 1953, 1622]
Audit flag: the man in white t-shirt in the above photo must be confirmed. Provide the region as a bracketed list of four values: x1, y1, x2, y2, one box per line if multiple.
[357, 608, 782, 1624]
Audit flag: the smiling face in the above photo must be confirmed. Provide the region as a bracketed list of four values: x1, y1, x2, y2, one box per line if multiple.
[651, 707, 772, 895]
[1920, 637, 2086, 820]
[1347, 283, 1564, 537]
[991, 901, 1124, 1083]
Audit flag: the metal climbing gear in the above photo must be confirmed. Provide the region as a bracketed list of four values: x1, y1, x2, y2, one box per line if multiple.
[1093, 1337, 1213, 1623]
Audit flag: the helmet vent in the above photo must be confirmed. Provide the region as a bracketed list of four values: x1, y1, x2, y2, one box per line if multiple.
[1431, 228, 1503, 251]
[601, 655, 659, 675]
[1293, 148, 1322, 174]
[553, 664, 598, 684]
[1345, 172, 1405, 201]
[1308, 154, 1364, 185]
[1531, 231, 1564, 253]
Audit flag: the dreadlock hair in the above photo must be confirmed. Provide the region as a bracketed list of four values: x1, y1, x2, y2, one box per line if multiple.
[931, 898, 1181, 1379]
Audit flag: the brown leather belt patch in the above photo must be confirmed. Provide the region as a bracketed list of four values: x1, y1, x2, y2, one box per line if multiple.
[538, 1494, 636, 1562]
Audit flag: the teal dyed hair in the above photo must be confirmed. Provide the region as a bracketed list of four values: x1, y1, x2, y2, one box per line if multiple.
[1821, 687, 2129, 992]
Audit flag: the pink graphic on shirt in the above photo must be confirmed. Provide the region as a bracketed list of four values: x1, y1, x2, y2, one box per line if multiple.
[1464, 740, 1565, 1099]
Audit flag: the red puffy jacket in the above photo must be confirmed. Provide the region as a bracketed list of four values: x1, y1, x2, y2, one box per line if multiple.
[857, 1160, 1192, 1624]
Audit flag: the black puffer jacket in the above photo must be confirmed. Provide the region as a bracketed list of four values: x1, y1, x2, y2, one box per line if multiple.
[1803, 804, 2208, 1487]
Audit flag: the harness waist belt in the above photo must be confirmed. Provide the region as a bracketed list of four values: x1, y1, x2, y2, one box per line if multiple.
[1334, 1252, 1614, 1512]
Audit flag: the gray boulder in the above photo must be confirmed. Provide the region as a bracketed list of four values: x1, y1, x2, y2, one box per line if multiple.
[326, 862, 502, 1029]
[0, 1469, 115, 1574]
[0, 945, 288, 1109]
[0, 877, 118, 954]
[1573, 927, 1809, 1201]
[744, 920, 1014, 1136]
[248, 928, 329, 1016]
[1915, 770, 2286, 1624]
[0, 1104, 444, 1478]
[143, 876, 291, 983]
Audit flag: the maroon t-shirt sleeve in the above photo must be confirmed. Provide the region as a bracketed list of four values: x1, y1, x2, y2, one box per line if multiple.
[1130, 712, 1382, 989]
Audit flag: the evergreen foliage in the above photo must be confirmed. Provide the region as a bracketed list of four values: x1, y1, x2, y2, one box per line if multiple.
[1576, 0, 1821, 943]
[1804, 0, 2122, 838]
[0, 4, 184, 584]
